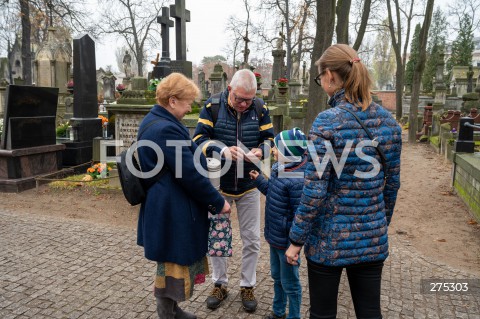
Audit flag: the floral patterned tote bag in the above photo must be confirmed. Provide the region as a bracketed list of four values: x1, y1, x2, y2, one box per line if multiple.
[207, 213, 232, 257]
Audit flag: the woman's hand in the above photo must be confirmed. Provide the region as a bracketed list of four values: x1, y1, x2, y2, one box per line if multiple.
[249, 170, 259, 180]
[220, 200, 231, 214]
[285, 244, 302, 265]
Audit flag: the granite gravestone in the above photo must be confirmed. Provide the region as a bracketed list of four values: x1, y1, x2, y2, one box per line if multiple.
[169, 0, 192, 78]
[1, 85, 58, 149]
[63, 34, 102, 166]
[0, 85, 65, 192]
[153, 7, 174, 79]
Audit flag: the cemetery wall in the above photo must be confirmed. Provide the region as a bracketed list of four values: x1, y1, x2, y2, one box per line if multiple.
[373, 91, 395, 112]
[453, 153, 480, 222]
[402, 96, 463, 115]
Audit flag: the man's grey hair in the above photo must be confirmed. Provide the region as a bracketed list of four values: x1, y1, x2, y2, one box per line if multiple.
[230, 69, 257, 92]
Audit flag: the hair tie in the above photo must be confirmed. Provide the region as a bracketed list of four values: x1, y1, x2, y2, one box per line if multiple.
[349, 57, 361, 64]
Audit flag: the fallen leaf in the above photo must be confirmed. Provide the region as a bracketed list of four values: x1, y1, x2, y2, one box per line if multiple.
[396, 230, 408, 235]
[435, 239, 447, 242]
[467, 219, 478, 225]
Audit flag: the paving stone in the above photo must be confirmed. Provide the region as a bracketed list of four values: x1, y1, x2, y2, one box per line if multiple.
[0, 210, 479, 318]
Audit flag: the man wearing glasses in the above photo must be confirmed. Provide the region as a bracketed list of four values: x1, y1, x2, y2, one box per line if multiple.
[193, 69, 274, 313]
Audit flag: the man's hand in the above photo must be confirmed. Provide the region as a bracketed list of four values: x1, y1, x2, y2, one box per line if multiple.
[223, 146, 245, 162]
[245, 147, 262, 163]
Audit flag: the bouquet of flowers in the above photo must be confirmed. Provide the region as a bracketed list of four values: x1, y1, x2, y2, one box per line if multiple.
[277, 77, 288, 87]
[87, 162, 112, 179]
[66, 80, 74, 89]
[254, 72, 262, 82]
[116, 83, 125, 91]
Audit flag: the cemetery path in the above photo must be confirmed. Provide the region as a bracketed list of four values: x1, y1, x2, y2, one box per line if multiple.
[1, 133, 478, 276]
[0, 134, 480, 318]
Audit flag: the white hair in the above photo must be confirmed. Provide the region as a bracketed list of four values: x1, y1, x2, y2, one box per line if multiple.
[230, 69, 257, 92]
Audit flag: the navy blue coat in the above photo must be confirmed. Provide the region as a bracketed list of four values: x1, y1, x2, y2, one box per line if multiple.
[136, 106, 225, 266]
[254, 156, 307, 249]
[289, 89, 402, 267]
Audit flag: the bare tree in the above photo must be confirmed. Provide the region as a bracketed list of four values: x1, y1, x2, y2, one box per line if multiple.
[20, 0, 32, 84]
[97, 0, 166, 77]
[408, 0, 435, 143]
[335, 0, 351, 43]
[352, 0, 372, 50]
[448, 0, 480, 32]
[305, 0, 335, 130]
[386, 0, 419, 120]
[258, 0, 315, 80]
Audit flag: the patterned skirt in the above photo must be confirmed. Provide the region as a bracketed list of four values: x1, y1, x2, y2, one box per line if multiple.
[154, 256, 209, 301]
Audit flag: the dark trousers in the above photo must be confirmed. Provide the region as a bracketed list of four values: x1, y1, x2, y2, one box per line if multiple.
[307, 259, 384, 319]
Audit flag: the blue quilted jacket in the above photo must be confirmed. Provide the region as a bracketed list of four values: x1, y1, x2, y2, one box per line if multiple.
[289, 89, 402, 267]
[254, 155, 308, 249]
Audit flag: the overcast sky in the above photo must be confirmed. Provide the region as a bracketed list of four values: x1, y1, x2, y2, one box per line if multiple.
[94, 0, 454, 72]
[94, 0, 247, 71]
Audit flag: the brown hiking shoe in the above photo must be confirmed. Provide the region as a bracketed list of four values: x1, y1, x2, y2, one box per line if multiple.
[206, 284, 228, 309]
[240, 287, 257, 312]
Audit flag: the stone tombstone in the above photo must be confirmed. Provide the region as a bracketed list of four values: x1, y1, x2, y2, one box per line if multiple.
[467, 66, 474, 93]
[170, 0, 190, 61]
[63, 34, 102, 166]
[0, 79, 7, 117]
[102, 71, 117, 101]
[0, 58, 8, 80]
[209, 64, 226, 95]
[34, 27, 72, 94]
[72, 35, 98, 119]
[1, 85, 58, 149]
[131, 77, 148, 90]
[154, 7, 174, 79]
[272, 49, 286, 83]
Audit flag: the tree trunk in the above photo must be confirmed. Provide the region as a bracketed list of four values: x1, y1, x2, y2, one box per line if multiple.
[20, 0, 32, 85]
[408, 0, 434, 143]
[305, 0, 335, 131]
[335, 0, 351, 44]
[352, 0, 371, 50]
[386, 0, 404, 121]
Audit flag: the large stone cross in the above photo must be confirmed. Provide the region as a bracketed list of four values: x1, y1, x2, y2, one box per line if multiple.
[157, 7, 174, 60]
[170, 0, 190, 61]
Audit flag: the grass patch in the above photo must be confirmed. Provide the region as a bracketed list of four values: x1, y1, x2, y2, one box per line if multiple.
[49, 174, 111, 190]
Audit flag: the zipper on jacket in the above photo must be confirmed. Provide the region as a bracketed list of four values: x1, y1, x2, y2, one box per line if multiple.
[234, 111, 241, 191]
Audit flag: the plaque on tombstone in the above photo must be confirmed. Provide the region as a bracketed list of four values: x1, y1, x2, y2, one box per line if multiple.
[115, 113, 146, 152]
[1, 85, 58, 149]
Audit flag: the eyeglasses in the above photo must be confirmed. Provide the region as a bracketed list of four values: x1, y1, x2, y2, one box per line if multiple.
[314, 72, 324, 87]
[232, 92, 255, 105]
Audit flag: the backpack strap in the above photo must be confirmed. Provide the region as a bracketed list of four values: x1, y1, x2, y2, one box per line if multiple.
[209, 93, 222, 124]
[209, 92, 264, 125]
[337, 106, 387, 179]
[135, 117, 169, 189]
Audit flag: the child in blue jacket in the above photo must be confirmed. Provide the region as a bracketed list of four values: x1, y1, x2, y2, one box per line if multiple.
[249, 128, 307, 319]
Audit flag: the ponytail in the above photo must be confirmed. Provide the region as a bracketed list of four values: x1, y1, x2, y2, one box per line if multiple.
[315, 44, 372, 110]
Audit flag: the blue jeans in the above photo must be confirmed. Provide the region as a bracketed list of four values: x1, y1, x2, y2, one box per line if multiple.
[270, 246, 302, 319]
